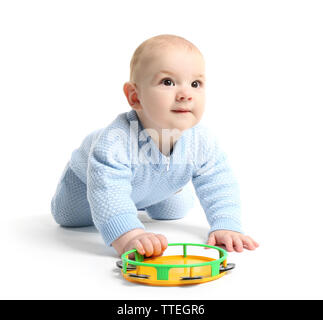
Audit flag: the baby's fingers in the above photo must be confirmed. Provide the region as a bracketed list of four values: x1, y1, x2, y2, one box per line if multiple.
[140, 237, 154, 257]
[132, 239, 145, 255]
[242, 236, 259, 250]
[233, 236, 243, 252]
[205, 233, 216, 249]
[149, 235, 162, 257]
[155, 234, 168, 252]
[222, 235, 234, 252]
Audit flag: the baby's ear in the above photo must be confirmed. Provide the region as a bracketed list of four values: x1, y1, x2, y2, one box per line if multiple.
[123, 82, 141, 109]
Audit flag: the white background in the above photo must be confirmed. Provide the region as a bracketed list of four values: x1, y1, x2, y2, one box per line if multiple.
[1, 0, 322, 300]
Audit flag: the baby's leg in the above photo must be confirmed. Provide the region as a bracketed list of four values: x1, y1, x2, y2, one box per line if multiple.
[51, 163, 94, 227]
[145, 183, 195, 220]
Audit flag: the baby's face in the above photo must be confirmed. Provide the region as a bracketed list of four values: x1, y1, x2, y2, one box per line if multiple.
[135, 46, 206, 133]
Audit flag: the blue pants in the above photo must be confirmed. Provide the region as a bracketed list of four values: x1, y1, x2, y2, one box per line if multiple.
[51, 163, 195, 228]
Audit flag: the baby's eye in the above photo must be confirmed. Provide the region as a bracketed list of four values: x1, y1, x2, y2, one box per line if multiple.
[161, 78, 175, 86]
[191, 80, 202, 88]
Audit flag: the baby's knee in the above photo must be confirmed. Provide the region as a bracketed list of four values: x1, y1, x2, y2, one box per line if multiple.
[50, 196, 71, 227]
[50, 166, 94, 228]
[50, 193, 93, 227]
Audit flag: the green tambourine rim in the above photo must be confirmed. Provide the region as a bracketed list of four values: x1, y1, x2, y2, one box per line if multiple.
[121, 243, 227, 270]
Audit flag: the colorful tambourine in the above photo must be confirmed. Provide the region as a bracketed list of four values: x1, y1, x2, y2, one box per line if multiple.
[116, 243, 235, 286]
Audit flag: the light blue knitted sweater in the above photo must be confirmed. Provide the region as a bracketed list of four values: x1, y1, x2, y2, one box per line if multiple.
[69, 109, 242, 246]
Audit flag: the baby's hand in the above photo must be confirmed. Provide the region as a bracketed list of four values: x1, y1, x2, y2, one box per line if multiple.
[206, 230, 259, 252]
[123, 232, 168, 258]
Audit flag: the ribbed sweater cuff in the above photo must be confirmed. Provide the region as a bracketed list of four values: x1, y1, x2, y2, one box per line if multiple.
[209, 216, 243, 236]
[96, 214, 145, 247]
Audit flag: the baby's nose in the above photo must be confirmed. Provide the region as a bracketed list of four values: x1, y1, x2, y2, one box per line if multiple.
[176, 93, 192, 101]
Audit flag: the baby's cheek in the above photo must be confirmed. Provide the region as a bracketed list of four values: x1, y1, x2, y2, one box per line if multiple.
[156, 94, 172, 108]
[193, 106, 205, 122]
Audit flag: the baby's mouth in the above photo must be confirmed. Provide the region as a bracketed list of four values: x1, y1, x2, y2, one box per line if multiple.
[171, 108, 192, 113]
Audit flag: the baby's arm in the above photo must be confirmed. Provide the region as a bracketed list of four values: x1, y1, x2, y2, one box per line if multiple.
[193, 133, 242, 233]
[86, 128, 148, 250]
[192, 129, 259, 252]
[86, 128, 169, 257]
[112, 228, 168, 257]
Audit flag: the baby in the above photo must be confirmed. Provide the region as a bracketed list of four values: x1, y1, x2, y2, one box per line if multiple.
[51, 34, 258, 258]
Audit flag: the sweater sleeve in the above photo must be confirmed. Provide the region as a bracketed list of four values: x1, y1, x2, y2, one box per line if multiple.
[86, 129, 144, 247]
[192, 129, 243, 235]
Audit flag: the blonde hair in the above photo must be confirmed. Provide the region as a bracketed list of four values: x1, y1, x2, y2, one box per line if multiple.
[129, 34, 202, 83]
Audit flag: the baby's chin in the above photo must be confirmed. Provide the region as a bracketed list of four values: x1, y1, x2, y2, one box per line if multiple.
[165, 119, 198, 132]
